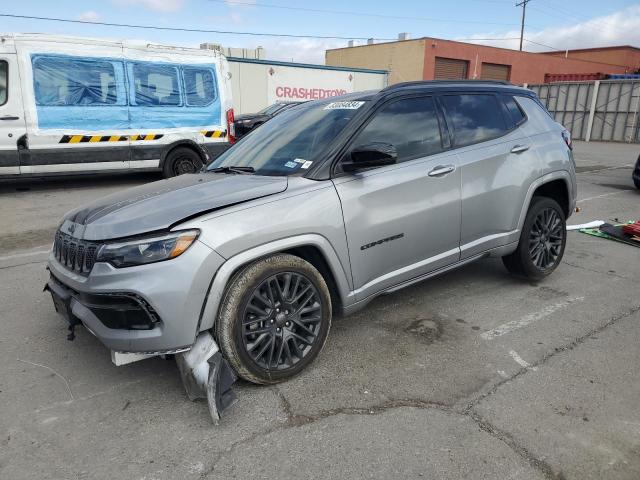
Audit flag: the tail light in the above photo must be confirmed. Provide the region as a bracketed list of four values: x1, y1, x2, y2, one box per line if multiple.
[226, 108, 236, 145]
[561, 129, 572, 150]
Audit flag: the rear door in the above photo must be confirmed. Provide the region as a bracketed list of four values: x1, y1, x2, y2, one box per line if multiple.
[0, 54, 27, 175]
[333, 95, 461, 299]
[440, 92, 541, 259]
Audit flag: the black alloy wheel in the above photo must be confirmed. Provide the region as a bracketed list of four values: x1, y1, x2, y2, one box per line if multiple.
[528, 207, 564, 270]
[242, 272, 323, 372]
[216, 253, 332, 384]
[502, 196, 567, 279]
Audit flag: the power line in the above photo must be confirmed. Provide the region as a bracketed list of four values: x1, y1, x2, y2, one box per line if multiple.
[0, 13, 532, 45]
[212, 0, 524, 26]
[0, 13, 397, 41]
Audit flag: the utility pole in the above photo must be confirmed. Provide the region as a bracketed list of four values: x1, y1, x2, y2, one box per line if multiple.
[516, 0, 531, 51]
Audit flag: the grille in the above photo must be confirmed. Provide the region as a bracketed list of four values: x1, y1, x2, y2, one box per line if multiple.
[54, 230, 101, 275]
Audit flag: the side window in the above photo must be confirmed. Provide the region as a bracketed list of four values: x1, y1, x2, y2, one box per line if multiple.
[33, 57, 118, 106]
[441, 94, 508, 146]
[132, 63, 181, 106]
[503, 95, 526, 128]
[351, 97, 443, 163]
[0, 61, 7, 106]
[183, 67, 217, 106]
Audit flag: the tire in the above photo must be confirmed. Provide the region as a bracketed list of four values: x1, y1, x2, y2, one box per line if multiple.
[162, 147, 203, 178]
[502, 196, 567, 280]
[216, 254, 332, 385]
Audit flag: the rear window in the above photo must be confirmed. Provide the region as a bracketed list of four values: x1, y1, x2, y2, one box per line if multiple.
[504, 96, 526, 127]
[33, 57, 118, 106]
[441, 94, 508, 146]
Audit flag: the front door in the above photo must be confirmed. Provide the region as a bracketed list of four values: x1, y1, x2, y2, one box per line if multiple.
[0, 54, 27, 175]
[333, 96, 461, 300]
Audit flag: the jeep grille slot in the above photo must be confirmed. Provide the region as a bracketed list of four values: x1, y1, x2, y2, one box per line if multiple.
[54, 230, 101, 275]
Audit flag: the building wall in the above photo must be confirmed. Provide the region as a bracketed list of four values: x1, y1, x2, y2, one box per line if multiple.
[228, 58, 388, 114]
[543, 47, 640, 72]
[422, 38, 629, 84]
[326, 38, 634, 86]
[325, 39, 426, 85]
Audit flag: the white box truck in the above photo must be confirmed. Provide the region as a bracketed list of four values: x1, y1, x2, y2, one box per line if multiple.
[0, 34, 235, 178]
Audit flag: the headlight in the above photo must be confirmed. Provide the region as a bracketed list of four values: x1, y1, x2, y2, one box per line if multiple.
[96, 230, 199, 268]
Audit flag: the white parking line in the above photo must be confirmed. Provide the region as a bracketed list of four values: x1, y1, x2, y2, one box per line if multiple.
[577, 164, 633, 174]
[0, 248, 50, 262]
[481, 296, 585, 340]
[577, 191, 628, 203]
[509, 350, 538, 371]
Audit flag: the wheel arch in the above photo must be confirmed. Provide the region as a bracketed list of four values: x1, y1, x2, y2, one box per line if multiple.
[159, 140, 209, 170]
[517, 171, 574, 232]
[197, 234, 353, 333]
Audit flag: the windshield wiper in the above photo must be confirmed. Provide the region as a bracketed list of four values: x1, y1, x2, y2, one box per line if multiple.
[209, 166, 255, 174]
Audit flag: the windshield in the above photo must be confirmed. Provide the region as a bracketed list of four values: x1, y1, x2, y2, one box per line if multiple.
[258, 103, 286, 115]
[208, 100, 367, 176]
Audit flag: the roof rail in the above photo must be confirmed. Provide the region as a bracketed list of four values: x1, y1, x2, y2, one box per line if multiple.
[381, 79, 512, 92]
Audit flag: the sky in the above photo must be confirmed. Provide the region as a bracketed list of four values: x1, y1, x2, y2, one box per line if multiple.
[2, 0, 640, 64]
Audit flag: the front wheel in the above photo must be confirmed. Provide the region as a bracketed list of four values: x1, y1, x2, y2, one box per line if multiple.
[216, 254, 332, 385]
[502, 196, 567, 280]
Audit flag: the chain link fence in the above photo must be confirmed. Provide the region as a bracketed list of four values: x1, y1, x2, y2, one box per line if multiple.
[527, 80, 640, 143]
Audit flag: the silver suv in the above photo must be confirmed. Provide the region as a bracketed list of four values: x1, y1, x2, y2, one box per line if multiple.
[46, 81, 576, 397]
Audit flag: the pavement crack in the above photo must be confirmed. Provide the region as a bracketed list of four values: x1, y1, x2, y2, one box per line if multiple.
[468, 410, 566, 480]
[464, 303, 640, 413]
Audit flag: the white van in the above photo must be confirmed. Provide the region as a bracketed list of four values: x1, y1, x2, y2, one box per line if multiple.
[0, 34, 235, 178]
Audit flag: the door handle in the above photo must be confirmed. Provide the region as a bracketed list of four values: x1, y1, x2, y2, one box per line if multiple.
[0, 115, 20, 121]
[428, 165, 455, 177]
[510, 144, 530, 154]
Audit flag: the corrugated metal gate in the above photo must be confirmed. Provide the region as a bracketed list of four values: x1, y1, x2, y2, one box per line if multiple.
[434, 57, 469, 80]
[527, 80, 640, 143]
[481, 63, 510, 81]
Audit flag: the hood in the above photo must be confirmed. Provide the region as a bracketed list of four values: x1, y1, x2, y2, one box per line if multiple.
[61, 173, 288, 240]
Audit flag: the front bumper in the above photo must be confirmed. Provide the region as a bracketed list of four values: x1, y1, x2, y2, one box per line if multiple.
[46, 239, 225, 353]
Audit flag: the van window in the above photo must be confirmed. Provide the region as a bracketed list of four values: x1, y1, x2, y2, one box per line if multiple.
[441, 94, 507, 146]
[0, 61, 7, 105]
[132, 63, 181, 106]
[350, 96, 443, 162]
[33, 57, 118, 106]
[183, 67, 216, 106]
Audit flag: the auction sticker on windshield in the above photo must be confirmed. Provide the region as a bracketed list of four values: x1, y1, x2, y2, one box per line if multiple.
[323, 101, 365, 110]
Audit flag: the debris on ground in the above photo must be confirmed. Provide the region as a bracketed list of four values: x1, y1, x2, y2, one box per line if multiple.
[579, 221, 640, 248]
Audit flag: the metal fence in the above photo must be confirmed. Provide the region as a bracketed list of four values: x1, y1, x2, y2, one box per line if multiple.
[526, 80, 640, 143]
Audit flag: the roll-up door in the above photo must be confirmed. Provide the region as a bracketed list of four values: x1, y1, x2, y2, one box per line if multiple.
[434, 57, 469, 80]
[481, 62, 511, 81]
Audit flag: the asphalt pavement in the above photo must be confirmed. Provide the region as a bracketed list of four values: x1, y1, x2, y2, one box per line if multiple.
[0, 141, 639, 479]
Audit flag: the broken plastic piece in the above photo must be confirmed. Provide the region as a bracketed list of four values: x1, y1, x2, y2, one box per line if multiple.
[175, 332, 237, 423]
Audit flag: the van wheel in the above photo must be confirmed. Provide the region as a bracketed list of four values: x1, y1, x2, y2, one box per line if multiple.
[162, 147, 203, 178]
[502, 196, 567, 280]
[216, 254, 332, 385]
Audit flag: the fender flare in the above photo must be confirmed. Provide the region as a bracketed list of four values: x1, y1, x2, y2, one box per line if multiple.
[197, 234, 353, 333]
[517, 170, 574, 232]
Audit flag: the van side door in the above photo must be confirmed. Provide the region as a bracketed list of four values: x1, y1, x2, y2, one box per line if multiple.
[0, 54, 27, 175]
[332, 95, 461, 300]
[439, 93, 541, 259]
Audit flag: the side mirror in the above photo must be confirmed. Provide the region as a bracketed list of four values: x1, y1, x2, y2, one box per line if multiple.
[341, 142, 398, 172]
